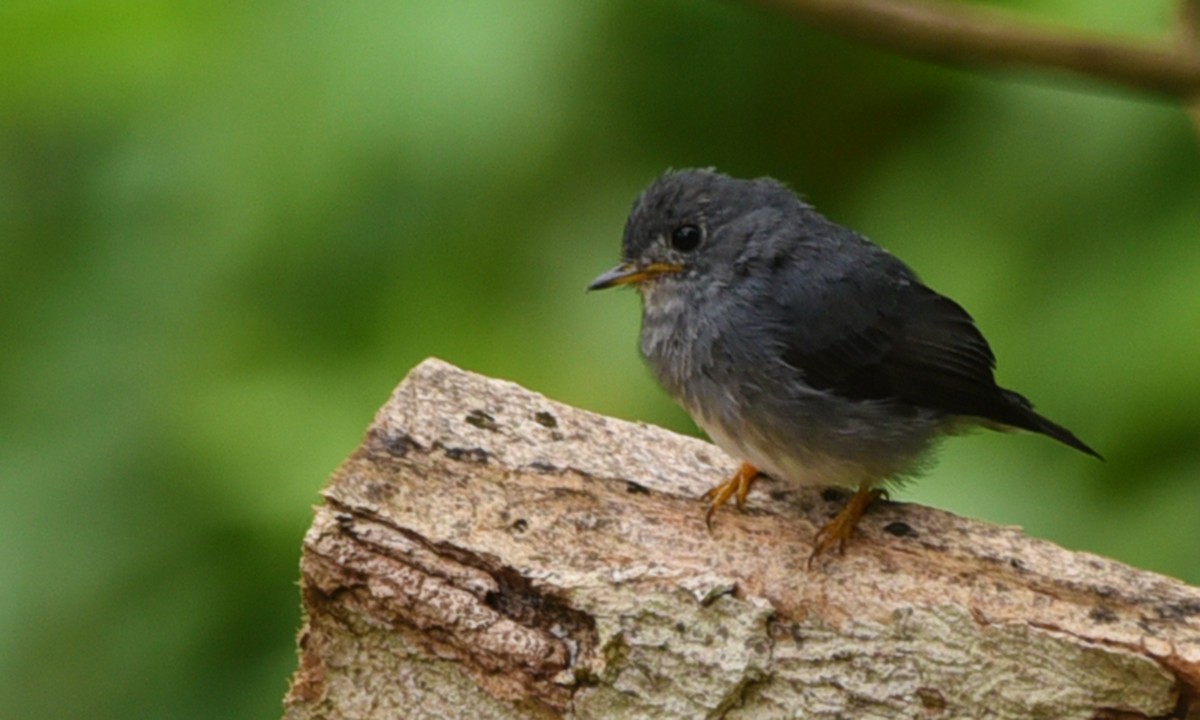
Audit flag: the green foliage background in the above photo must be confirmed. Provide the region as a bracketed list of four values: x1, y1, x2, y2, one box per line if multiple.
[2, 1, 1198, 717]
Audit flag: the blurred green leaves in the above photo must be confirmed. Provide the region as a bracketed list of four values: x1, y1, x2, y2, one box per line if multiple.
[1, 1, 1197, 718]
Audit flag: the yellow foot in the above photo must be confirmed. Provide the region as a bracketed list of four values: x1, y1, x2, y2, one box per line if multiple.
[808, 486, 887, 568]
[702, 462, 760, 529]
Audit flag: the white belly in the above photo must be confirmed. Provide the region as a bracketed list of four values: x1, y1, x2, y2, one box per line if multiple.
[694, 414, 872, 489]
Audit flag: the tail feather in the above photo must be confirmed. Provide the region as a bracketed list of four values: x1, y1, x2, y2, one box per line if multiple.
[1000, 390, 1103, 460]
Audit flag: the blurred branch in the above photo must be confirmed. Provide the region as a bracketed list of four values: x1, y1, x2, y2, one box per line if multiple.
[741, 0, 1200, 100]
[1183, 0, 1200, 52]
[1181, 0, 1200, 134]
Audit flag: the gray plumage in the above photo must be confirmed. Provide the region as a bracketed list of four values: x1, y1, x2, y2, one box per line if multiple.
[591, 168, 1098, 491]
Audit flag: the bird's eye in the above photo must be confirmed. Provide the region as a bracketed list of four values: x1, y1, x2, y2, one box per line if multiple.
[670, 224, 702, 252]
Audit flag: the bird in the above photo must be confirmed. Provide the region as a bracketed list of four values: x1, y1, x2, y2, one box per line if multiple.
[587, 168, 1100, 563]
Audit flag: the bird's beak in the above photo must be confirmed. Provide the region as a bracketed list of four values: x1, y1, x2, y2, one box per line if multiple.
[587, 262, 682, 291]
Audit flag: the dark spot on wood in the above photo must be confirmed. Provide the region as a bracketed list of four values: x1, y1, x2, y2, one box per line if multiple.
[1172, 688, 1200, 720]
[527, 461, 557, 473]
[821, 487, 849, 503]
[334, 512, 354, 528]
[444, 446, 490, 463]
[364, 482, 396, 502]
[625, 481, 650, 495]
[465, 409, 500, 432]
[764, 619, 810, 652]
[1089, 605, 1119, 624]
[534, 411, 558, 428]
[695, 451, 712, 465]
[511, 518, 528, 533]
[769, 490, 791, 502]
[674, 621, 686, 634]
[789, 625, 804, 647]
[483, 565, 596, 653]
[916, 687, 946, 712]
[884, 521, 918, 538]
[1009, 558, 1026, 571]
[1155, 601, 1200, 620]
[367, 427, 420, 457]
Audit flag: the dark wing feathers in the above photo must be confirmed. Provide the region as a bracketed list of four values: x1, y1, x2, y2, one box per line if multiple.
[775, 259, 1100, 457]
[779, 279, 1012, 419]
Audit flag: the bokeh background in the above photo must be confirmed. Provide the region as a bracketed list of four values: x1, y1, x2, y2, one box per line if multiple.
[3, 1, 1198, 717]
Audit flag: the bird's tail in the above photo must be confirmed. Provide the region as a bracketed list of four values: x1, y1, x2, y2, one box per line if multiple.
[1001, 389, 1103, 460]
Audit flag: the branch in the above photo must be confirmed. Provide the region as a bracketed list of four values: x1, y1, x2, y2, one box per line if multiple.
[740, 0, 1200, 100]
[284, 358, 1200, 719]
[1181, 0, 1200, 132]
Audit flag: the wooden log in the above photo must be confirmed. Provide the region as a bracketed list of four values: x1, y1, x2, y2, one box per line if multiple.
[284, 358, 1200, 719]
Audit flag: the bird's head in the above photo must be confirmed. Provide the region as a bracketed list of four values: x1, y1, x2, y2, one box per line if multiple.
[587, 168, 802, 294]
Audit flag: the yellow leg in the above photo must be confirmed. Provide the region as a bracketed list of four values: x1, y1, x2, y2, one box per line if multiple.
[808, 485, 887, 567]
[702, 462, 760, 529]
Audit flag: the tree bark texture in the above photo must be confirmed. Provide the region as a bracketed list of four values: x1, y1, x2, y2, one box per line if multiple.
[284, 358, 1200, 719]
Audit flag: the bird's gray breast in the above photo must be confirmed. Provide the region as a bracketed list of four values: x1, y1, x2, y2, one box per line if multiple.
[637, 278, 742, 412]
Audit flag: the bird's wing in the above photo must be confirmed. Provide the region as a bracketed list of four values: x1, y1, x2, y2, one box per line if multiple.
[772, 254, 1027, 424]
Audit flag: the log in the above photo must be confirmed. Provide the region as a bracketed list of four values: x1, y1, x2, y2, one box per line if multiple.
[283, 358, 1200, 719]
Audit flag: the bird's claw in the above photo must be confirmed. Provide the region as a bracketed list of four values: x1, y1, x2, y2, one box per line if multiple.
[702, 462, 759, 530]
[807, 486, 886, 568]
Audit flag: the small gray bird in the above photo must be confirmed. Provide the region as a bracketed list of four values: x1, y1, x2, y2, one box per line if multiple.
[588, 168, 1099, 560]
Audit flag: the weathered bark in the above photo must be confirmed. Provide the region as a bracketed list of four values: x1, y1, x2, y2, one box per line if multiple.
[284, 358, 1200, 720]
